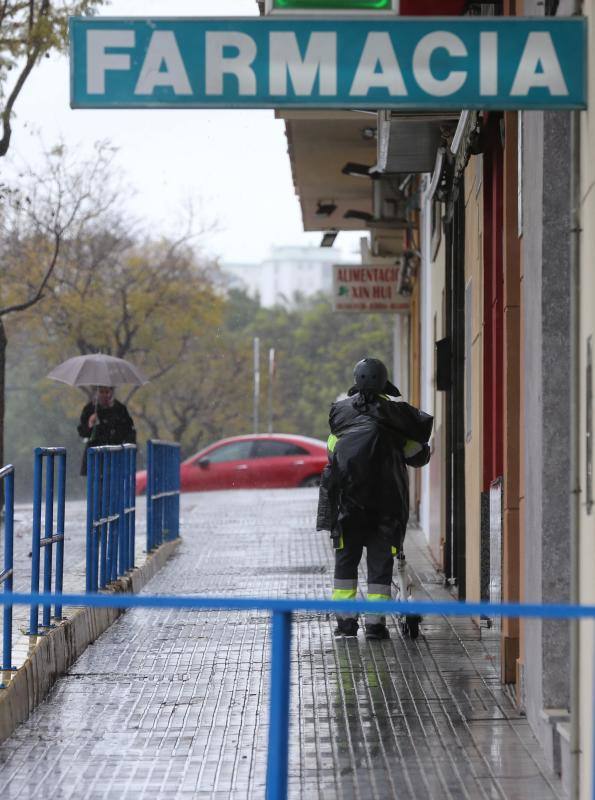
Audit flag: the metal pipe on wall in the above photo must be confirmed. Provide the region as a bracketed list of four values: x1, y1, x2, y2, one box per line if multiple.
[569, 3, 582, 797]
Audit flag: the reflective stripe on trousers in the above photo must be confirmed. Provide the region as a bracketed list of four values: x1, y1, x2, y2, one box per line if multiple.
[366, 582, 391, 625]
[333, 578, 356, 620]
[332, 579, 391, 623]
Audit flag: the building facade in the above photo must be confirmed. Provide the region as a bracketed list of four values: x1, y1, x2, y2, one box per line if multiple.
[221, 245, 343, 308]
[263, 0, 593, 795]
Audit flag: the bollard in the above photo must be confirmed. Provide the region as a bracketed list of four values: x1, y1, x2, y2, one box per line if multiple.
[266, 610, 292, 800]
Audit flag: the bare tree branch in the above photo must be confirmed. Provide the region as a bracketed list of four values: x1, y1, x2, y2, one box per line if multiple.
[0, 226, 60, 316]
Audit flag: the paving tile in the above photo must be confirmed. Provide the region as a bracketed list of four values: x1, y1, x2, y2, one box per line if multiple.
[0, 489, 564, 799]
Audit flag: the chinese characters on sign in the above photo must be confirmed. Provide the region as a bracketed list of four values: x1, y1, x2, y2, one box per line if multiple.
[332, 265, 410, 313]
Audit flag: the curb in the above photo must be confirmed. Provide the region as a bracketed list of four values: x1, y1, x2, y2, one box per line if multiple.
[0, 537, 180, 743]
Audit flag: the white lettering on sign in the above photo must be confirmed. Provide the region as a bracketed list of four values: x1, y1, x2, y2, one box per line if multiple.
[87, 30, 134, 94]
[336, 267, 400, 282]
[269, 33, 337, 96]
[480, 32, 498, 96]
[413, 32, 467, 97]
[205, 32, 257, 96]
[510, 32, 568, 96]
[349, 33, 406, 96]
[332, 264, 408, 313]
[135, 31, 192, 95]
[79, 24, 576, 105]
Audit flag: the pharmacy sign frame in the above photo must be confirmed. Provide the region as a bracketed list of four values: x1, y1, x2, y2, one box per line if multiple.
[70, 16, 586, 111]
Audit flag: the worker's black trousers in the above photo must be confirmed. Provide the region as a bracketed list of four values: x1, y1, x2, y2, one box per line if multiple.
[333, 518, 396, 626]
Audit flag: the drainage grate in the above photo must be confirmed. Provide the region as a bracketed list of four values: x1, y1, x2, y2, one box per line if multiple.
[252, 565, 327, 575]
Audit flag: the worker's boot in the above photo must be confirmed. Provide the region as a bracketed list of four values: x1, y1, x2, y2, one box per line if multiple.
[365, 623, 390, 640]
[334, 618, 359, 638]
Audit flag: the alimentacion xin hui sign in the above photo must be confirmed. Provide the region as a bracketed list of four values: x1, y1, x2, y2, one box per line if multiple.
[70, 17, 586, 110]
[332, 265, 410, 313]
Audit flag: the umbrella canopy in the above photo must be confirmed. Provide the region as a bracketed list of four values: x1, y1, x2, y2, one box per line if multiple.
[47, 354, 148, 387]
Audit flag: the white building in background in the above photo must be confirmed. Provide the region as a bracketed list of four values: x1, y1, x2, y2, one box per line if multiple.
[221, 245, 345, 308]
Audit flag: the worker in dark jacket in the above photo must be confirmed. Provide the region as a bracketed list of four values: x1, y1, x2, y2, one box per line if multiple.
[317, 357, 433, 640]
[77, 386, 136, 475]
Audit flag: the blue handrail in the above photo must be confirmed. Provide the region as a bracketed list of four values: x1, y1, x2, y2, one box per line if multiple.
[0, 465, 14, 676]
[146, 440, 180, 551]
[28, 448, 66, 636]
[1, 588, 595, 800]
[86, 444, 137, 592]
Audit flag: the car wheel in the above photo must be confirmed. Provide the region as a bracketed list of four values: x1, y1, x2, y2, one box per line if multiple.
[300, 475, 321, 488]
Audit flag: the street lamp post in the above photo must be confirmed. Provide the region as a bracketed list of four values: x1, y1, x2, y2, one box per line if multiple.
[253, 337, 260, 435]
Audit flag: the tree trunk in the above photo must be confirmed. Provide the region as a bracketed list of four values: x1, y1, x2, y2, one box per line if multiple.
[0, 317, 6, 512]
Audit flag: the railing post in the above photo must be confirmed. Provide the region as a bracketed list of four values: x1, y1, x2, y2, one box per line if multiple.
[174, 446, 181, 538]
[117, 449, 125, 578]
[86, 448, 94, 593]
[2, 469, 14, 673]
[107, 450, 117, 583]
[121, 448, 129, 573]
[92, 449, 101, 592]
[156, 444, 162, 546]
[129, 446, 136, 570]
[28, 449, 43, 636]
[54, 452, 66, 621]
[146, 441, 180, 549]
[42, 455, 55, 628]
[100, 450, 109, 589]
[592, 627, 595, 800]
[164, 445, 170, 542]
[146, 440, 154, 552]
[266, 610, 292, 800]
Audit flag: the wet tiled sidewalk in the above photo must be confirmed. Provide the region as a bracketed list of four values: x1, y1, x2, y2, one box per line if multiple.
[0, 489, 563, 799]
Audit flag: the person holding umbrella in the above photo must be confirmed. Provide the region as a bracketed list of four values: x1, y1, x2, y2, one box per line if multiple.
[46, 353, 147, 476]
[77, 386, 136, 475]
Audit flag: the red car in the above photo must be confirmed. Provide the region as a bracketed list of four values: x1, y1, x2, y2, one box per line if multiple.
[136, 433, 328, 494]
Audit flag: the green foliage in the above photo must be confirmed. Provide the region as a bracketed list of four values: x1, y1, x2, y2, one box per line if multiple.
[229, 292, 395, 441]
[2, 142, 395, 471]
[0, 2, 105, 158]
[0, 1, 104, 71]
[5, 332, 85, 499]
[7, 282, 396, 478]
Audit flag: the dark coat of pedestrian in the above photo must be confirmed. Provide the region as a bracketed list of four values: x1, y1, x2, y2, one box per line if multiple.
[316, 357, 433, 640]
[77, 386, 136, 475]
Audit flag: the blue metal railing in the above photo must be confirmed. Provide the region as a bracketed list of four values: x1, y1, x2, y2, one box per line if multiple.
[86, 444, 137, 592]
[28, 448, 66, 636]
[1, 589, 595, 799]
[0, 465, 14, 676]
[146, 440, 180, 551]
